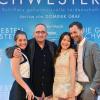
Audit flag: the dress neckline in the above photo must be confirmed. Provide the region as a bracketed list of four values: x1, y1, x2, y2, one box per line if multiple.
[60, 49, 70, 56]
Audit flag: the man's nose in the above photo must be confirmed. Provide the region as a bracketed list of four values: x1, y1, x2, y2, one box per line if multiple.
[71, 33, 75, 37]
[39, 33, 43, 36]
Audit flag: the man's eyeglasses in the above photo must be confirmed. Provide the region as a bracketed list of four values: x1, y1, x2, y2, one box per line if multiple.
[35, 31, 46, 34]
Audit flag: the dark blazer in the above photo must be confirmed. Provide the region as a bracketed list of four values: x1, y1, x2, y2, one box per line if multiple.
[26, 38, 57, 71]
[26, 38, 57, 96]
[83, 40, 100, 94]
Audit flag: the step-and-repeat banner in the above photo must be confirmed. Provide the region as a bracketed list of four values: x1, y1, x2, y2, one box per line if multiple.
[0, 0, 100, 99]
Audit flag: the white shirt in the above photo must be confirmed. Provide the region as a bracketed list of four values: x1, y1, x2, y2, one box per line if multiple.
[77, 38, 89, 82]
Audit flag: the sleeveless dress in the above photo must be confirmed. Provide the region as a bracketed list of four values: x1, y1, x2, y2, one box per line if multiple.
[53, 51, 72, 98]
[9, 53, 31, 100]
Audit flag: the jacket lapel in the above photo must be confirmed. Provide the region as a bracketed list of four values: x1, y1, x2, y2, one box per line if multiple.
[83, 40, 87, 59]
[29, 38, 35, 65]
[83, 40, 89, 78]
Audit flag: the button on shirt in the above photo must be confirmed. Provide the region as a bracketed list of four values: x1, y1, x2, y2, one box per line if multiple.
[32, 40, 54, 96]
[77, 38, 89, 82]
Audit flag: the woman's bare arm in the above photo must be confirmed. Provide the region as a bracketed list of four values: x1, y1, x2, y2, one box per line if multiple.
[11, 57, 34, 100]
[69, 49, 76, 91]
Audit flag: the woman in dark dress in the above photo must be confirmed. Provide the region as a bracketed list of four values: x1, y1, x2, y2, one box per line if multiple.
[9, 30, 34, 100]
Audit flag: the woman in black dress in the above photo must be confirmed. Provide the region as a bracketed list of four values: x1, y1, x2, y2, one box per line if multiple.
[9, 30, 34, 100]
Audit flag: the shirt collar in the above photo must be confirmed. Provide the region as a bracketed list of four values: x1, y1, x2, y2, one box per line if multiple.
[78, 38, 86, 47]
[35, 39, 48, 49]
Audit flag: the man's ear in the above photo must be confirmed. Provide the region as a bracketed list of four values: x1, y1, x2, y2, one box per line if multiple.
[81, 29, 84, 35]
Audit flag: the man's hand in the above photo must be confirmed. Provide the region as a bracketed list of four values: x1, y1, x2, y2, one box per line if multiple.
[90, 88, 96, 95]
[13, 48, 22, 58]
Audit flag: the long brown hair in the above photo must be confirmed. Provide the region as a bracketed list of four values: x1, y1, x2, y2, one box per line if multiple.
[54, 32, 75, 64]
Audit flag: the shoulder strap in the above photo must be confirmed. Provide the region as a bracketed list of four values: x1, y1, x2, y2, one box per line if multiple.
[21, 52, 28, 61]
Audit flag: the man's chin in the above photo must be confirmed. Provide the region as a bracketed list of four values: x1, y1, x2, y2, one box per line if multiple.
[73, 38, 79, 42]
[37, 40, 45, 43]
[74, 39, 78, 43]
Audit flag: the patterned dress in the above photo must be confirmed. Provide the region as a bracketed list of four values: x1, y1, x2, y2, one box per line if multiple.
[53, 50, 72, 98]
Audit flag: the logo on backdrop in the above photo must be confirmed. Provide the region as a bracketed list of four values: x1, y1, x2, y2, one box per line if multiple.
[0, 0, 100, 6]
[84, 27, 100, 39]
[0, 27, 23, 40]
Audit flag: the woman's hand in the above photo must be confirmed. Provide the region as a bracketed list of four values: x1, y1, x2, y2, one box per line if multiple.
[26, 88, 34, 100]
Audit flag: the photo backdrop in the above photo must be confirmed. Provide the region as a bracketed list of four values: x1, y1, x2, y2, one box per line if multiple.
[0, 0, 100, 99]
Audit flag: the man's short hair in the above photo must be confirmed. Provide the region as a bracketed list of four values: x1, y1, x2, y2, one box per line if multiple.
[35, 23, 47, 32]
[69, 21, 83, 30]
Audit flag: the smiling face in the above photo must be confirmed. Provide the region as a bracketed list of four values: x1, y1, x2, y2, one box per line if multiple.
[61, 35, 71, 50]
[15, 34, 27, 50]
[34, 24, 47, 43]
[69, 25, 83, 43]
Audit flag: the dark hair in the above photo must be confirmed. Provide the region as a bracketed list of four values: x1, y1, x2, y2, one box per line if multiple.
[54, 32, 75, 63]
[69, 21, 83, 30]
[14, 30, 27, 41]
[35, 23, 47, 32]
